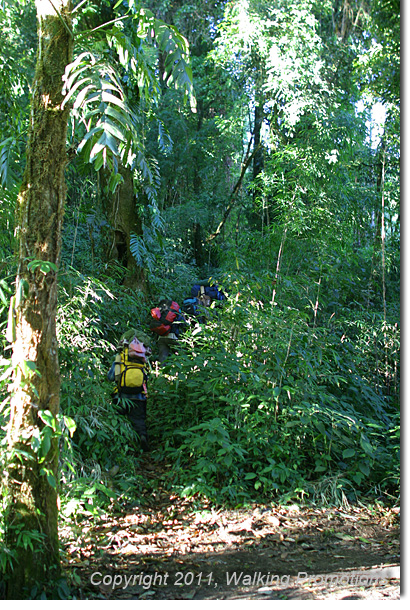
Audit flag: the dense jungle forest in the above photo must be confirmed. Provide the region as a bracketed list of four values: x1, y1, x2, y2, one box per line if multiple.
[0, 0, 400, 601]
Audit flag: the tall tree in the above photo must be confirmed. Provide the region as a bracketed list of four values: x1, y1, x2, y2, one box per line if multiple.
[0, 0, 37, 189]
[3, 3, 197, 595]
[208, 0, 335, 234]
[61, 1, 195, 286]
[4, 0, 73, 598]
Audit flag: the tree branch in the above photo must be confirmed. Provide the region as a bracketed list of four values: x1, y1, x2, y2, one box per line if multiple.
[207, 143, 261, 243]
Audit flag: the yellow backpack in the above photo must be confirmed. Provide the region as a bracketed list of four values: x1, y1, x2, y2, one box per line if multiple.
[114, 347, 147, 395]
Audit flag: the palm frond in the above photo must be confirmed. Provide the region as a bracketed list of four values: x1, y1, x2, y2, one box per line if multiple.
[0, 137, 17, 188]
[62, 5, 196, 201]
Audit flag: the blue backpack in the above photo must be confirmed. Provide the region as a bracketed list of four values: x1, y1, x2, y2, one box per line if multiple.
[191, 283, 226, 302]
[182, 297, 201, 317]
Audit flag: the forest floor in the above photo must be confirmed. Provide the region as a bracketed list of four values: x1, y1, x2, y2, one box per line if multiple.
[60, 454, 400, 601]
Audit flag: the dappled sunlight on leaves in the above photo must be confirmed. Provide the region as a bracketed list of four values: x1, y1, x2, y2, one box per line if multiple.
[59, 456, 399, 600]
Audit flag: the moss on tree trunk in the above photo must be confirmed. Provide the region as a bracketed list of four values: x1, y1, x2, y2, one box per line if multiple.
[102, 165, 146, 290]
[4, 0, 73, 599]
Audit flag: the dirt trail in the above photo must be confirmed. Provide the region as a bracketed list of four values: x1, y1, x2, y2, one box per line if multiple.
[61, 455, 400, 600]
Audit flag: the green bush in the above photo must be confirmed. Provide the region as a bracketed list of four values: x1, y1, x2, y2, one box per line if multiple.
[148, 282, 399, 506]
[55, 271, 151, 517]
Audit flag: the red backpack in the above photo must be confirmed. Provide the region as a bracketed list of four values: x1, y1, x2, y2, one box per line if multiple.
[150, 300, 181, 336]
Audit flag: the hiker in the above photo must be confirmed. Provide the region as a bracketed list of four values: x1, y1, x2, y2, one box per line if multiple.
[191, 282, 227, 305]
[181, 295, 208, 325]
[107, 329, 151, 451]
[181, 282, 227, 324]
[149, 299, 186, 364]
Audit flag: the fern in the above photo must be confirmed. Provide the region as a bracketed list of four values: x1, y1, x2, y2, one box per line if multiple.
[62, 6, 195, 201]
[129, 232, 156, 272]
[157, 119, 173, 155]
[63, 52, 141, 168]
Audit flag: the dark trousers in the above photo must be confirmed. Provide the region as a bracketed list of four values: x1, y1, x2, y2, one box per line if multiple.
[116, 395, 148, 440]
[158, 336, 178, 363]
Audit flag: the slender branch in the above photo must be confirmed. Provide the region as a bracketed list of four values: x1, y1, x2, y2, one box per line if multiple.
[72, 0, 89, 13]
[207, 143, 261, 243]
[271, 189, 297, 305]
[47, 0, 74, 38]
[271, 224, 288, 305]
[76, 15, 131, 40]
[313, 270, 322, 329]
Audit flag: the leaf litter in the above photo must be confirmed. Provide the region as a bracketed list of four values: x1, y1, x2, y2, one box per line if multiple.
[60, 455, 400, 600]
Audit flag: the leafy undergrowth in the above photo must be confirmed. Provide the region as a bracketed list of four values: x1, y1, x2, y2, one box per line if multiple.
[59, 454, 400, 601]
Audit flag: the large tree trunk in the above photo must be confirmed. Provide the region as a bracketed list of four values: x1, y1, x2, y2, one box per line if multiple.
[102, 165, 146, 290]
[4, 0, 72, 599]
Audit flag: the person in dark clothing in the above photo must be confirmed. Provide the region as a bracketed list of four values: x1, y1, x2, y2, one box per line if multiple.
[149, 299, 187, 365]
[115, 394, 149, 451]
[157, 331, 179, 364]
[108, 329, 151, 452]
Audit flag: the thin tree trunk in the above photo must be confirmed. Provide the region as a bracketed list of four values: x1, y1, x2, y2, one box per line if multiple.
[207, 142, 261, 242]
[380, 150, 389, 390]
[366, 136, 386, 309]
[313, 273, 322, 328]
[5, 0, 73, 598]
[252, 102, 264, 190]
[271, 224, 288, 305]
[271, 190, 297, 305]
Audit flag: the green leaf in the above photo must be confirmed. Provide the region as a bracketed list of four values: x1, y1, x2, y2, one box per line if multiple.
[343, 448, 356, 459]
[0, 286, 9, 307]
[40, 429, 52, 458]
[358, 461, 370, 476]
[27, 260, 58, 275]
[22, 360, 38, 378]
[40, 467, 57, 489]
[15, 278, 29, 307]
[47, 472, 57, 489]
[38, 410, 57, 431]
[314, 421, 326, 435]
[102, 117, 128, 143]
[6, 295, 16, 343]
[360, 435, 375, 457]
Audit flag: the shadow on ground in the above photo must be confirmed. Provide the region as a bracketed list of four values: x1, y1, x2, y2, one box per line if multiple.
[61, 457, 400, 600]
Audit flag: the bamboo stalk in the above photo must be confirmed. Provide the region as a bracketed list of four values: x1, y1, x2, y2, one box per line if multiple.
[313, 273, 322, 328]
[271, 190, 297, 305]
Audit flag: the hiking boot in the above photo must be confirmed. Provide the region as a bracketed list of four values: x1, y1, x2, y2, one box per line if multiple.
[140, 435, 150, 452]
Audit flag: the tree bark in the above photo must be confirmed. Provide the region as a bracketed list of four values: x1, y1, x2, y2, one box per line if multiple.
[101, 165, 146, 290]
[252, 102, 264, 185]
[4, 0, 73, 598]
